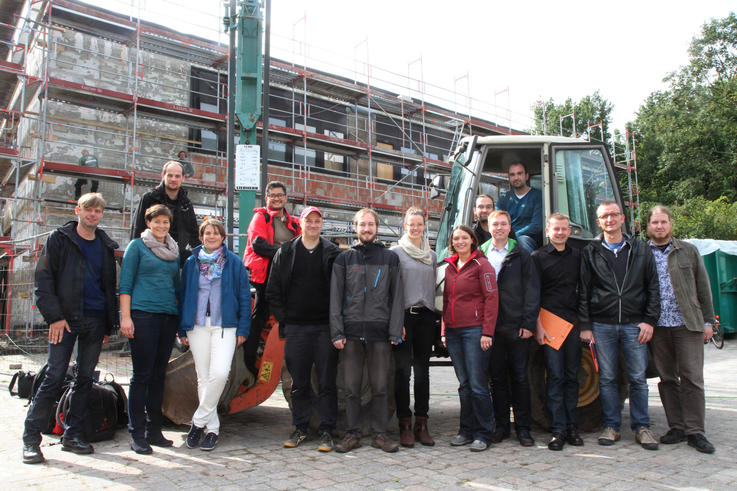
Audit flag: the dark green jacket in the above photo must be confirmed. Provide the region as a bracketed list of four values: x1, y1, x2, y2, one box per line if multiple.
[663, 238, 715, 332]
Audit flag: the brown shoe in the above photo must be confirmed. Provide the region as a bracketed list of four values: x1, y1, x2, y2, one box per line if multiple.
[399, 417, 415, 447]
[335, 432, 361, 453]
[414, 416, 435, 446]
[371, 433, 399, 453]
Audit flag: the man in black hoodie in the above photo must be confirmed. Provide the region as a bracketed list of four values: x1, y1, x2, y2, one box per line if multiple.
[23, 193, 119, 464]
[131, 160, 200, 263]
[267, 206, 340, 452]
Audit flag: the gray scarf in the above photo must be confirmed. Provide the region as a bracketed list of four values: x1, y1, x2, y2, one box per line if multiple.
[398, 233, 433, 265]
[140, 229, 179, 262]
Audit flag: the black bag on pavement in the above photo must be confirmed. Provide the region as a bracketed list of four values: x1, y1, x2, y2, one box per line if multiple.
[8, 370, 35, 399]
[56, 376, 121, 442]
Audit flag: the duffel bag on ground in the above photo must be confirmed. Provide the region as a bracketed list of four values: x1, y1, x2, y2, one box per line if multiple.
[8, 370, 35, 399]
[55, 377, 121, 442]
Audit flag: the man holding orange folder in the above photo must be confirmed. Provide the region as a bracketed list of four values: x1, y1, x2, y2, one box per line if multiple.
[532, 213, 584, 451]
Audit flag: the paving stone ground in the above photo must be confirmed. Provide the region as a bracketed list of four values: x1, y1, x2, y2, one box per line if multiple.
[1, 340, 735, 490]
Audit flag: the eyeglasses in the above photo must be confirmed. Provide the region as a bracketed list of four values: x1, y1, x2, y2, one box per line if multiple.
[597, 212, 622, 220]
[267, 193, 286, 199]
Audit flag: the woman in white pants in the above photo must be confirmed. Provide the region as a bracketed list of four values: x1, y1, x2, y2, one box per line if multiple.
[178, 219, 251, 451]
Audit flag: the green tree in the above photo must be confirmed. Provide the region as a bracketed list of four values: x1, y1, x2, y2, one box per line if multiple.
[533, 91, 614, 143]
[633, 13, 737, 204]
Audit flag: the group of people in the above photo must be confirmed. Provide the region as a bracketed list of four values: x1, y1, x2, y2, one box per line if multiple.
[21, 158, 717, 465]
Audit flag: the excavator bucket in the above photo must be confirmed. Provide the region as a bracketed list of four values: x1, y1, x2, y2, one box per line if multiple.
[161, 317, 284, 424]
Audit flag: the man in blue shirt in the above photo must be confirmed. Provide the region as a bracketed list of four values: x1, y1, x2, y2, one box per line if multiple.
[496, 162, 542, 253]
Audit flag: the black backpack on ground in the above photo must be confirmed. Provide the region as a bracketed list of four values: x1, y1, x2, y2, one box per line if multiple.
[8, 370, 36, 399]
[55, 373, 125, 442]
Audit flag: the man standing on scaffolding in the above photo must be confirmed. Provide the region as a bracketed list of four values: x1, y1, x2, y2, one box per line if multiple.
[22, 192, 119, 464]
[132, 160, 200, 264]
[74, 149, 100, 200]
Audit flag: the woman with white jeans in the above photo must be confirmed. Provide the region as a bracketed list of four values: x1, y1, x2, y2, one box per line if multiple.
[179, 219, 251, 451]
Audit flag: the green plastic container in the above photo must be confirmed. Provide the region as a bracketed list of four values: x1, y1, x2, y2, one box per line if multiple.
[701, 249, 737, 334]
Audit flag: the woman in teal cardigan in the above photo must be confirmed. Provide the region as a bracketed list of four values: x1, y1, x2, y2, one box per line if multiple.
[120, 204, 180, 455]
[178, 218, 250, 451]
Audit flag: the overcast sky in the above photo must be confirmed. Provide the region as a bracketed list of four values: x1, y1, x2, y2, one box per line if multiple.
[96, 0, 736, 132]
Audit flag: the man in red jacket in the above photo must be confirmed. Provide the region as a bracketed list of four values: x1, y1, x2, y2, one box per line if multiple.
[243, 181, 301, 374]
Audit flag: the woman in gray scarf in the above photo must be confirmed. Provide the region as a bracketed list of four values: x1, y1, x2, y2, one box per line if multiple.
[390, 206, 437, 448]
[119, 204, 181, 455]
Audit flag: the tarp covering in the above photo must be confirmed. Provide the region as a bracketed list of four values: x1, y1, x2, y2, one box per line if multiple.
[683, 239, 737, 257]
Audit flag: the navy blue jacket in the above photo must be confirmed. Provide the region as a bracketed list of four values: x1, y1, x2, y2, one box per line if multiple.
[178, 244, 251, 338]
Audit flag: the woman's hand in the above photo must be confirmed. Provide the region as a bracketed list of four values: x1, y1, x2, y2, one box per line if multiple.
[441, 336, 446, 348]
[121, 317, 134, 339]
[180, 336, 189, 346]
[480, 335, 493, 351]
[237, 335, 246, 347]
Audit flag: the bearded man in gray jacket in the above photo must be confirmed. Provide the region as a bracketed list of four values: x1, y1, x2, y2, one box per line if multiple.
[330, 208, 403, 454]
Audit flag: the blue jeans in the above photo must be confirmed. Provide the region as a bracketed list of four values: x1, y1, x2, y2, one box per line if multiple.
[516, 234, 538, 254]
[23, 313, 106, 445]
[128, 311, 178, 439]
[284, 324, 338, 433]
[445, 326, 494, 443]
[592, 322, 649, 432]
[543, 329, 581, 433]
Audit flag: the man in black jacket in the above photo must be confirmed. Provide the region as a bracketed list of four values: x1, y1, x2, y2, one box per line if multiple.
[266, 206, 340, 452]
[131, 160, 200, 263]
[478, 210, 540, 447]
[23, 193, 119, 464]
[579, 201, 660, 450]
[330, 208, 403, 454]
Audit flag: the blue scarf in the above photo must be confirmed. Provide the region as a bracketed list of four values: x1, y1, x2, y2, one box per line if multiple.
[198, 246, 225, 280]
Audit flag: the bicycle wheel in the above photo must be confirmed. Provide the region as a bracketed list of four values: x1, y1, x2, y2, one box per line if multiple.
[711, 325, 724, 349]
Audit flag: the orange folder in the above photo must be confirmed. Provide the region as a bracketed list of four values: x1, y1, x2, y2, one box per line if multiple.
[539, 308, 573, 351]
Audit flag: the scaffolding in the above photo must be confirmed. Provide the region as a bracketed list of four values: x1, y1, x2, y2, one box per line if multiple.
[0, 0, 524, 372]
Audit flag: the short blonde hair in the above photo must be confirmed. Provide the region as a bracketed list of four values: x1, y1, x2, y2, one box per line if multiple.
[547, 213, 570, 226]
[488, 209, 511, 225]
[78, 192, 105, 210]
[354, 208, 379, 226]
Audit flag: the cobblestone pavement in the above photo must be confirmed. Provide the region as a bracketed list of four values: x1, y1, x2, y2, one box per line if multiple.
[1, 341, 736, 490]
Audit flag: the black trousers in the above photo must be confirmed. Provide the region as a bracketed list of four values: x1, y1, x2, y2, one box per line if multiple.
[394, 308, 434, 419]
[23, 314, 106, 445]
[243, 282, 267, 373]
[489, 327, 532, 432]
[74, 178, 99, 199]
[284, 324, 338, 433]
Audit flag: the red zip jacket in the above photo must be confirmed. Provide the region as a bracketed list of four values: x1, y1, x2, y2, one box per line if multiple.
[244, 207, 301, 284]
[442, 249, 499, 337]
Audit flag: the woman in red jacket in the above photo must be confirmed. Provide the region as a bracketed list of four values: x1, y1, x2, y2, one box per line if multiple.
[441, 225, 499, 452]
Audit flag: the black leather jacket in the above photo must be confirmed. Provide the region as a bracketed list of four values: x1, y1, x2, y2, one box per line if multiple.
[578, 235, 660, 331]
[35, 221, 120, 334]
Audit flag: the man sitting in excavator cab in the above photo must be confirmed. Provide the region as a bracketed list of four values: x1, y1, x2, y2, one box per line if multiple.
[496, 161, 543, 253]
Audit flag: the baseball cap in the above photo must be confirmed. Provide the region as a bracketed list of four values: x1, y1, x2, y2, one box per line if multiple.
[300, 206, 322, 220]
